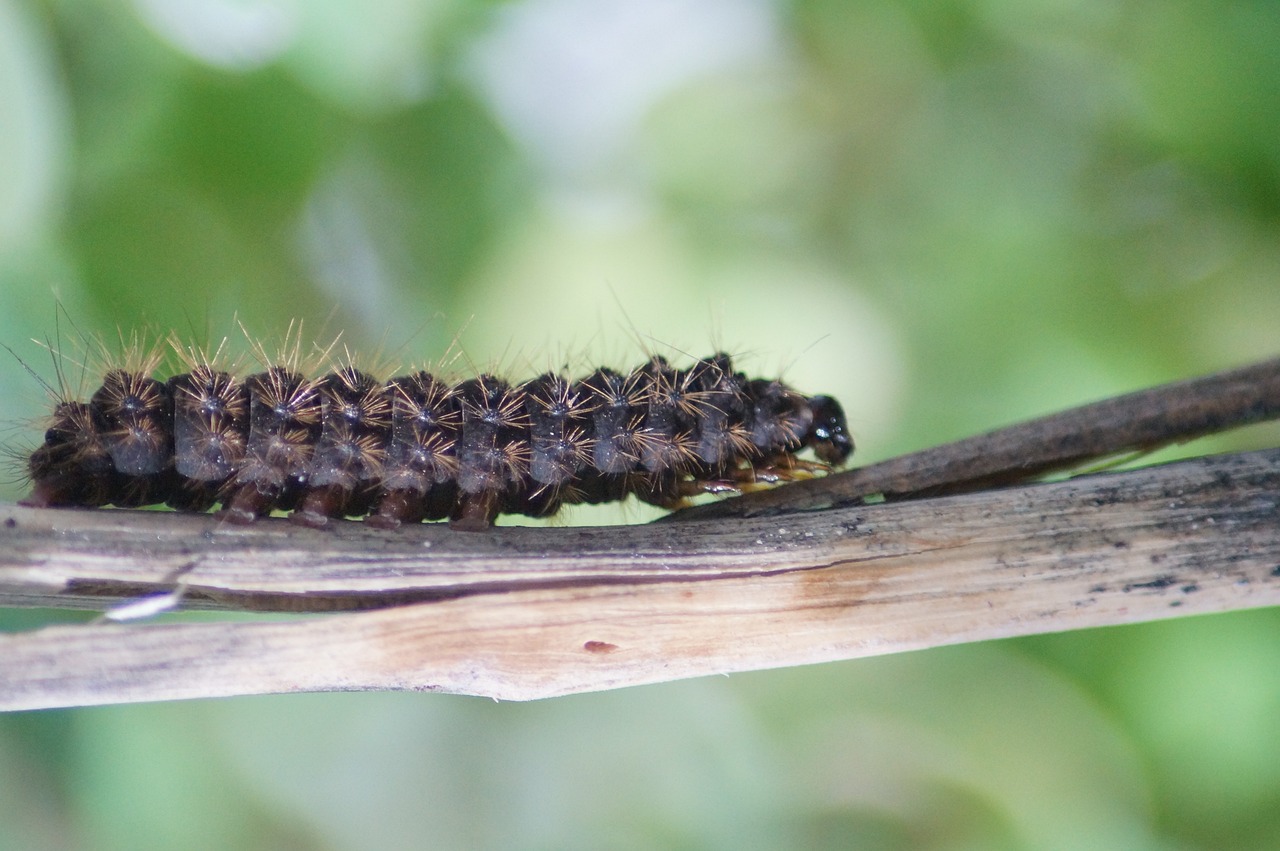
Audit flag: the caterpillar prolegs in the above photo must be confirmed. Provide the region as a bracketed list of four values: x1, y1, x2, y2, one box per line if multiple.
[21, 345, 853, 530]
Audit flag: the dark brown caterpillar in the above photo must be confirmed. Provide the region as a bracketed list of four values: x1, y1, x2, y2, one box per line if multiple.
[22, 348, 853, 530]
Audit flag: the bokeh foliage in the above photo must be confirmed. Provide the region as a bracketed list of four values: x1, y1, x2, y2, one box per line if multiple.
[2, 0, 1279, 848]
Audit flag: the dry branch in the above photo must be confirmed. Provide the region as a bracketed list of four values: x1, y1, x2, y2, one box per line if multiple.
[2, 356, 1279, 711]
[2, 448, 1279, 710]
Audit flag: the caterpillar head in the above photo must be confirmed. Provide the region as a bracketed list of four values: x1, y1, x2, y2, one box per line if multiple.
[805, 395, 854, 465]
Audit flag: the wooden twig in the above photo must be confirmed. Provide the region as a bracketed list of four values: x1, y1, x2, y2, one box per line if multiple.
[1, 356, 1278, 711]
[1, 447, 1279, 710]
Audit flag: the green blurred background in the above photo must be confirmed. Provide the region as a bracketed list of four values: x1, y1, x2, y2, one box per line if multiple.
[2, 0, 1280, 848]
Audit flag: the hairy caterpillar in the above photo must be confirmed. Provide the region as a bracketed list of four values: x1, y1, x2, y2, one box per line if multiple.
[19, 336, 853, 530]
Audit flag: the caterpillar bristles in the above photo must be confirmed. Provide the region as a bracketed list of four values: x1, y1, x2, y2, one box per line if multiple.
[17, 328, 854, 530]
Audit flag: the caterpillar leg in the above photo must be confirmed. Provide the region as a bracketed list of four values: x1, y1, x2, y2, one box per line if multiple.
[217, 482, 278, 525]
[366, 488, 421, 530]
[450, 489, 500, 532]
[742, 456, 830, 485]
[290, 485, 347, 529]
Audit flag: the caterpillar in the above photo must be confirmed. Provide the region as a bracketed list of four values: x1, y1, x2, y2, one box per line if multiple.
[19, 339, 853, 530]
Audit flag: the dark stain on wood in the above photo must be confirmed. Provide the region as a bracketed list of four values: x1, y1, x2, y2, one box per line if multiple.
[1124, 575, 1177, 592]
